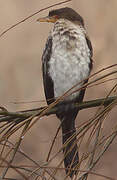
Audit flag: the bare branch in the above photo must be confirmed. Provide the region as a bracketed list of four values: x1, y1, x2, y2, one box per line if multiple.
[0, 0, 72, 38]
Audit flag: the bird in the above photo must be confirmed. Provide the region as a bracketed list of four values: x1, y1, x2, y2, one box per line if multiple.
[37, 7, 93, 177]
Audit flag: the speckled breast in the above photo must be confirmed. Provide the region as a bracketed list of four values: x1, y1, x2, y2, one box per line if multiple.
[49, 19, 91, 101]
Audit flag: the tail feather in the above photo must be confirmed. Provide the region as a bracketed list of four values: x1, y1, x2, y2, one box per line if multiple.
[57, 109, 79, 177]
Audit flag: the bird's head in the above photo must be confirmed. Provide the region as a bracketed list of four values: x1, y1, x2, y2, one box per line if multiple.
[37, 7, 84, 26]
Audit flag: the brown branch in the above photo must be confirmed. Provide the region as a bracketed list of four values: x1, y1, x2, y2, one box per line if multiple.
[0, 96, 116, 123]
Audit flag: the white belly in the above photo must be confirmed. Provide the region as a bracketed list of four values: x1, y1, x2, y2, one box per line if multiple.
[48, 19, 91, 101]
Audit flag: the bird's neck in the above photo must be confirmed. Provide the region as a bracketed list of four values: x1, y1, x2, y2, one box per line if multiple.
[50, 18, 86, 39]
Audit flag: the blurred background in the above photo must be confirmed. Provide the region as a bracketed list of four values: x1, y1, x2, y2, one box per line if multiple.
[0, 0, 117, 179]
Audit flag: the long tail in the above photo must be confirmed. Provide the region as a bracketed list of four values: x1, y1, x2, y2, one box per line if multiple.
[57, 109, 79, 177]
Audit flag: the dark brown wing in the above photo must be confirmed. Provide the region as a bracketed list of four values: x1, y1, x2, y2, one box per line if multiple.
[85, 34, 93, 70]
[42, 36, 55, 105]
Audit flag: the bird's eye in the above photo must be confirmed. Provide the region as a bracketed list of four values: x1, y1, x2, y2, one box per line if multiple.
[53, 15, 59, 19]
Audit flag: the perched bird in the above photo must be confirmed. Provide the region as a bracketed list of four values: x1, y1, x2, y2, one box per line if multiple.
[37, 7, 93, 177]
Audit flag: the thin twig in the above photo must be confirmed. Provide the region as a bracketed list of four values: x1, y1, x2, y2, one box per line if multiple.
[1, 121, 31, 179]
[0, 0, 72, 38]
[0, 96, 116, 121]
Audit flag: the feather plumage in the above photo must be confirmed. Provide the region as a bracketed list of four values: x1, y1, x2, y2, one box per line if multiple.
[41, 7, 93, 177]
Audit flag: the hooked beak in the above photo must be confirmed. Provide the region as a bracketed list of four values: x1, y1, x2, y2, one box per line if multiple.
[37, 16, 58, 23]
